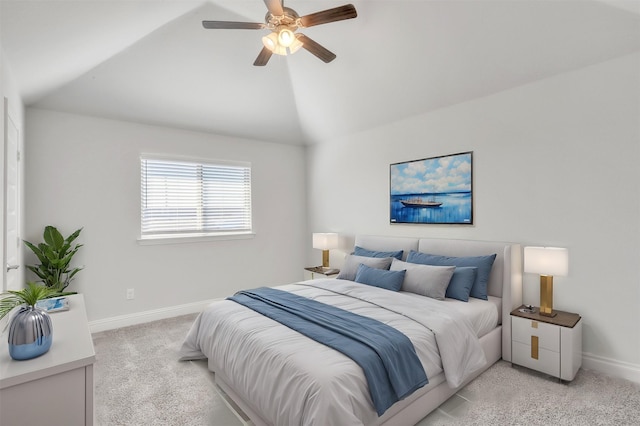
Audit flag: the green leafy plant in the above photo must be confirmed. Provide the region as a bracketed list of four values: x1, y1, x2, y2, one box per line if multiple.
[23, 226, 84, 292]
[0, 282, 62, 320]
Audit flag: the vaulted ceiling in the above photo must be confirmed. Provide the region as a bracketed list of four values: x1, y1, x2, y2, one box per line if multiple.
[2, 0, 639, 145]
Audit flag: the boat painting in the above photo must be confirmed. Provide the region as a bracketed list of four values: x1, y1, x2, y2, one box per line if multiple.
[390, 152, 473, 224]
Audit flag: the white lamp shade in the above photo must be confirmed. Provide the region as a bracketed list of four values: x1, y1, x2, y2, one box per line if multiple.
[312, 233, 339, 250]
[524, 247, 569, 276]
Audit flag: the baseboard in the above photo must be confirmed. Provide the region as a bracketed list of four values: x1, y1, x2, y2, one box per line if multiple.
[582, 352, 640, 384]
[88, 298, 221, 333]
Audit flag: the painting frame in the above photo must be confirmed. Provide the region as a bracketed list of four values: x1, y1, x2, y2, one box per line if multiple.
[390, 151, 473, 225]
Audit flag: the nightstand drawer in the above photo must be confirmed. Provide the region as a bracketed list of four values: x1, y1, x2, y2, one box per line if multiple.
[512, 316, 560, 352]
[512, 341, 561, 377]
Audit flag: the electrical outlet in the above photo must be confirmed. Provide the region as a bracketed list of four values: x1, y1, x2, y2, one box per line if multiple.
[126, 288, 135, 300]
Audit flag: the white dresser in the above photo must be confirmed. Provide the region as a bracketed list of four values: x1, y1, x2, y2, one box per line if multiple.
[511, 305, 582, 381]
[0, 294, 96, 425]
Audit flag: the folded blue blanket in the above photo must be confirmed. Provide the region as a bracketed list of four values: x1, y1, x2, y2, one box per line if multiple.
[228, 287, 428, 416]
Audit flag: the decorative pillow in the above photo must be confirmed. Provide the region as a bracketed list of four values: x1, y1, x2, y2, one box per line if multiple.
[390, 258, 455, 300]
[406, 251, 497, 300]
[336, 255, 393, 281]
[445, 267, 478, 302]
[355, 263, 406, 291]
[353, 246, 404, 260]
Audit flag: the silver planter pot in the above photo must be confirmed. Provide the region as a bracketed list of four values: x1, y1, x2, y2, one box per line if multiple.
[8, 305, 53, 360]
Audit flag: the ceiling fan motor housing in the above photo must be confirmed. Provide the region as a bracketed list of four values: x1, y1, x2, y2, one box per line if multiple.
[265, 7, 300, 31]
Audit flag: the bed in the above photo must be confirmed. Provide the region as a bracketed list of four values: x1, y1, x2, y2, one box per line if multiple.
[180, 235, 522, 425]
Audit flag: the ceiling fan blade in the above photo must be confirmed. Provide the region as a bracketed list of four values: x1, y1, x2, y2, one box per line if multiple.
[299, 4, 357, 28]
[253, 47, 273, 66]
[263, 0, 284, 16]
[202, 21, 264, 30]
[297, 34, 336, 63]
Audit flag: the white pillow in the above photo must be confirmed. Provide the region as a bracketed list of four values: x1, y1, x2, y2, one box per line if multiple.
[390, 258, 455, 300]
[336, 255, 393, 281]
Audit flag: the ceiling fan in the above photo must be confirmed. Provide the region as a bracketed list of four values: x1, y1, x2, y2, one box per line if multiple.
[202, 0, 357, 66]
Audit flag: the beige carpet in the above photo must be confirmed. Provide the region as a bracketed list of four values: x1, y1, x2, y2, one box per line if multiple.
[93, 314, 640, 425]
[419, 360, 640, 425]
[93, 314, 241, 426]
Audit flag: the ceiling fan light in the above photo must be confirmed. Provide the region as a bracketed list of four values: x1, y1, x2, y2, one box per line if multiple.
[288, 35, 303, 54]
[274, 45, 288, 56]
[262, 32, 288, 56]
[262, 32, 278, 52]
[278, 28, 295, 47]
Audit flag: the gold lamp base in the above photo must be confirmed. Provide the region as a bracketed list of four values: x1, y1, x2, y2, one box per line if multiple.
[539, 275, 557, 317]
[321, 250, 330, 268]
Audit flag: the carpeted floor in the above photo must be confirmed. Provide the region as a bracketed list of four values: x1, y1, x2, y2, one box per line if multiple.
[92, 314, 241, 426]
[93, 314, 640, 425]
[419, 359, 640, 425]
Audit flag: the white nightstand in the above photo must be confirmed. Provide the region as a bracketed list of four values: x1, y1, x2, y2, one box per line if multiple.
[304, 266, 340, 280]
[510, 305, 582, 381]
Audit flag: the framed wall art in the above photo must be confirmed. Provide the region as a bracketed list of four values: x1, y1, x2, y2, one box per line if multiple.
[390, 151, 473, 225]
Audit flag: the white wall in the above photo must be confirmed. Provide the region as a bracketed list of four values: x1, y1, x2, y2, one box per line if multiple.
[25, 109, 307, 323]
[307, 53, 640, 378]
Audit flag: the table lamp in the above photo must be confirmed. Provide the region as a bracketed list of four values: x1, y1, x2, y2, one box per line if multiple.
[312, 233, 339, 268]
[524, 246, 569, 317]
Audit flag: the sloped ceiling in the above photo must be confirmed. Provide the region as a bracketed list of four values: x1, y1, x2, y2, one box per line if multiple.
[2, 0, 640, 145]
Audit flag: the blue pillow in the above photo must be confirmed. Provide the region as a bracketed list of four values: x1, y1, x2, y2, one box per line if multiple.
[355, 263, 406, 291]
[406, 251, 497, 300]
[445, 267, 478, 302]
[354, 246, 403, 260]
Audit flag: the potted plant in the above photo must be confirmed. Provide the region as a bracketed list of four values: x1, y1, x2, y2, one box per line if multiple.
[0, 282, 62, 360]
[23, 226, 83, 292]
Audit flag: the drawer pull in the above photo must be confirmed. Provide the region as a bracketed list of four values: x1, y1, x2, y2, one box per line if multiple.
[531, 336, 539, 360]
[531, 321, 538, 329]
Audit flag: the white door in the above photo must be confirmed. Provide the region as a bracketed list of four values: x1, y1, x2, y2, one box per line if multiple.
[3, 98, 20, 291]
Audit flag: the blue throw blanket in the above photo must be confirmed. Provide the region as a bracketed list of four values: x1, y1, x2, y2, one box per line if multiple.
[228, 287, 428, 416]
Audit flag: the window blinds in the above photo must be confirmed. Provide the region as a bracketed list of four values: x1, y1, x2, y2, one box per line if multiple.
[141, 157, 252, 237]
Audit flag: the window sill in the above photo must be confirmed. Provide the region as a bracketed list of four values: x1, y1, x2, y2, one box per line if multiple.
[137, 232, 255, 245]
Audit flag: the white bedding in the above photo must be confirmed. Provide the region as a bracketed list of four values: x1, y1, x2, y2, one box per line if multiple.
[180, 279, 487, 426]
[396, 292, 500, 338]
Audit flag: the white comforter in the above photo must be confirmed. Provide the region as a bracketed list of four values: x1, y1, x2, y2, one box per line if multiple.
[180, 279, 486, 425]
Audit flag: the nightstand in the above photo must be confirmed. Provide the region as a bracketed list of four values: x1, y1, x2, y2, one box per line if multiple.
[304, 266, 340, 280]
[510, 305, 582, 381]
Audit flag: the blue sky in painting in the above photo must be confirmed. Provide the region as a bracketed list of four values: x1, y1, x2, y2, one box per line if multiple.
[391, 153, 472, 195]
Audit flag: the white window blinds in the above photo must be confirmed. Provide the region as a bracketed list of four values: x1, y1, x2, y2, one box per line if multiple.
[140, 157, 252, 238]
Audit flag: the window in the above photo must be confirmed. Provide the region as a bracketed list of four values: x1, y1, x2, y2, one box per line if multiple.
[140, 156, 252, 240]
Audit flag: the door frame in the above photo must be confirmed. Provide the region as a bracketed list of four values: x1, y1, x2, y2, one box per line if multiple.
[3, 97, 22, 291]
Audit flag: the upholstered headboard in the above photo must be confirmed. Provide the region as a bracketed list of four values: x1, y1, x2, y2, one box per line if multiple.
[353, 235, 523, 361]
